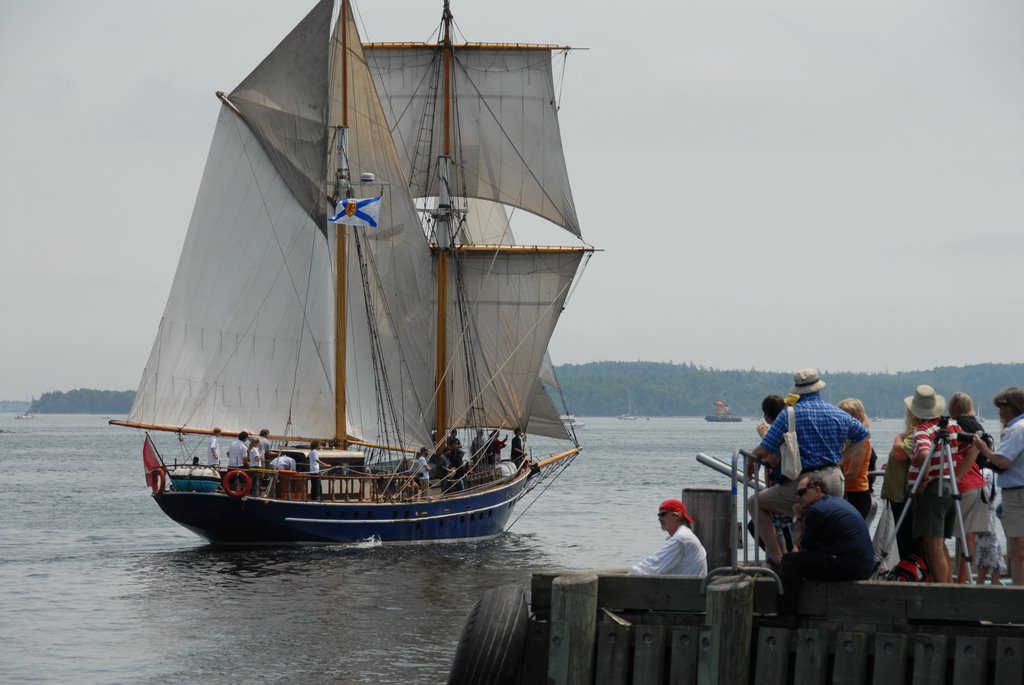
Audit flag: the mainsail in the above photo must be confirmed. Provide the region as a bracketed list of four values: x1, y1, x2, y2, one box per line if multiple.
[130, 2, 337, 439]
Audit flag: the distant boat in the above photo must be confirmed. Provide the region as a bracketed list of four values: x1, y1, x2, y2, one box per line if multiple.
[704, 400, 742, 423]
[15, 411, 33, 420]
[619, 393, 638, 420]
[561, 415, 585, 429]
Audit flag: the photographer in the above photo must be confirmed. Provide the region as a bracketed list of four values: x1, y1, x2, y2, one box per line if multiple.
[904, 386, 978, 584]
[971, 387, 1024, 585]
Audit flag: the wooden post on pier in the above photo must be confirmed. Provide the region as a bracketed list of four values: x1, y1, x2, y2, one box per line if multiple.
[548, 573, 598, 685]
[698, 575, 753, 685]
[682, 488, 733, 570]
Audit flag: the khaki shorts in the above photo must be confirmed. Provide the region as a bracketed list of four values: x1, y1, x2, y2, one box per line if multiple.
[756, 464, 845, 517]
[1001, 488, 1024, 537]
[959, 487, 991, 534]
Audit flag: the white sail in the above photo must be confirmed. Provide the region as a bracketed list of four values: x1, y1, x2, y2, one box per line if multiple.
[129, 106, 337, 437]
[229, 0, 333, 224]
[366, 45, 580, 237]
[459, 205, 570, 439]
[444, 250, 582, 435]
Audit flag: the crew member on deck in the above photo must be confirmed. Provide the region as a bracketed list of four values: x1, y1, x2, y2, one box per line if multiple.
[308, 440, 328, 500]
[510, 428, 527, 469]
[629, 499, 707, 577]
[227, 431, 249, 469]
[208, 427, 222, 467]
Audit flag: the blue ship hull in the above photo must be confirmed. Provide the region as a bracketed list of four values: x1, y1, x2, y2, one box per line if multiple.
[153, 471, 533, 545]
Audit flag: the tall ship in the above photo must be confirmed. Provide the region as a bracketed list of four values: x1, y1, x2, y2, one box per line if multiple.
[704, 400, 742, 423]
[112, 0, 592, 545]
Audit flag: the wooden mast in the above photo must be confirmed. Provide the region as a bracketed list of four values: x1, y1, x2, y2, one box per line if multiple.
[433, 0, 454, 442]
[334, 0, 350, 447]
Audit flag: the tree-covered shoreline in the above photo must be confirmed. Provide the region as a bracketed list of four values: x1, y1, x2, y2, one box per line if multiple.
[555, 362, 1024, 419]
[9, 362, 1024, 416]
[29, 389, 134, 414]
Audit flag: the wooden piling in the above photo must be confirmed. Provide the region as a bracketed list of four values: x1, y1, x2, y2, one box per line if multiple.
[548, 573, 599, 685]
[681, 488, 733, 569]
[698, 574, 753, 685]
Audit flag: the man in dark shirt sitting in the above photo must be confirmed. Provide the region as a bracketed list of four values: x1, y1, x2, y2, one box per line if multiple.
[777, 475, 877, 618]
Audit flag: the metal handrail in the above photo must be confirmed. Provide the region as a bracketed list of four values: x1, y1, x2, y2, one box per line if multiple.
[700, 448, 782, 594]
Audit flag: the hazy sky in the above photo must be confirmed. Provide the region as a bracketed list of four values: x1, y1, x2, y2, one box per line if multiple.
[1, 0, 1021, 400]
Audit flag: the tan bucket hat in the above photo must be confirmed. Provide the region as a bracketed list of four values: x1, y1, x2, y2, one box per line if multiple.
[905, 384, 946, 419]
[791, 368, 826, 395]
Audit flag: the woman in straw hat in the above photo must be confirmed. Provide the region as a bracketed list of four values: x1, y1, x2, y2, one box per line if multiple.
[903, 385, 979, 584]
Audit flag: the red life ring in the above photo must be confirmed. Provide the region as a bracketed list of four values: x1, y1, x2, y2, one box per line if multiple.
[150, 468, 166, 496]
[222, 469, 252, 498]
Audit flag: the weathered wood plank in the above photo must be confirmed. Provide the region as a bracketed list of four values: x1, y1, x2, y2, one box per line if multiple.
[793, 628, 829, 685]
[632, 624, 668, 684]
[992, 637, 1024, 685]
[911, 634, 947, 685]
[951, 635, 987, 685]
[753, 627, 791, 685]
[548, 574, 598, 685]
[668, 625, 700, 685]
[681, 488, 733, 570]
[799, 581, 1024, 623]
[530, 568, 627, 616]
[872, 633, 908, 685]
[595, 574, 779, 614]
[517, 619, 549, 685]
[696, 624, 714, 685]
[594, 622, 632, 685]
[832, 631, 867, 685]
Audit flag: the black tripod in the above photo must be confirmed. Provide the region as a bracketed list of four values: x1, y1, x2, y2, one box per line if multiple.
[884, 417, 973, 583]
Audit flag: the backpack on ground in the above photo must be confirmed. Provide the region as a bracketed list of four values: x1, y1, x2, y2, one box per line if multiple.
[887, 554, 930, 583]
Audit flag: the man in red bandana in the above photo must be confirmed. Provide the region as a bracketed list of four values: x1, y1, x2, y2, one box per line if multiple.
[629, 499, 708, 576]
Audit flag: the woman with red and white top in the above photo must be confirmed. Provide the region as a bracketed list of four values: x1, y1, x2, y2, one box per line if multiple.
[904, 385, 979, 584]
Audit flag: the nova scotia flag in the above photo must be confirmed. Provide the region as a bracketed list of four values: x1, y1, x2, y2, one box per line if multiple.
[329, 195, 382, 228]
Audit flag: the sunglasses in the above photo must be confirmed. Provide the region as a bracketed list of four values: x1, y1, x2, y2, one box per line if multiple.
[657, 511, 671, 518]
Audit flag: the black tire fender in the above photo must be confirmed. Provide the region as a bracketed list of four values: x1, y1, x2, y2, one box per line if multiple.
[447, 583, 528, 685]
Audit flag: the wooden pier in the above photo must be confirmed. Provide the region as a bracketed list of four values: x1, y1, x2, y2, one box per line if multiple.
[512, 571, 1024, 684]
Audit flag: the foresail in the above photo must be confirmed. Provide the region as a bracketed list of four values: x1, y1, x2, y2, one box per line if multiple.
[444, 250, 582, 433]
[528, 379, 570, 440]
[227, 0, 333, 226]
[366, 45, 581, 237]
[129, 107, 336, 438]
[329, 2, 436, 448]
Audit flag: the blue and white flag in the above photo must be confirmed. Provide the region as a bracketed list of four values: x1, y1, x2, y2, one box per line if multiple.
[328, 195, 382, 228]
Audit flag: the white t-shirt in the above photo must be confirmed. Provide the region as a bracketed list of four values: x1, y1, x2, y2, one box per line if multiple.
[415, 455, 430, 480]
[248, 446, 263, 468]
[208, 436, 220, 465]
[270, 455, 297, 470]
[259, 436, 271, 459]
[629, 525, 708, 577]
[308, 449, 320, 474]
[226, 440, 248, 468]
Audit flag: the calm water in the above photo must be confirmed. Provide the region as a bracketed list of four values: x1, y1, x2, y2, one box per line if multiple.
[0, 414, 909, 684]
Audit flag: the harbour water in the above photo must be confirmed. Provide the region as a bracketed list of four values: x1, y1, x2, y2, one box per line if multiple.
[0, 413, 922, 683]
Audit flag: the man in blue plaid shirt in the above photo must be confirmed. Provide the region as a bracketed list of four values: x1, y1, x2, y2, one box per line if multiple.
[747, 368, 870, 566]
